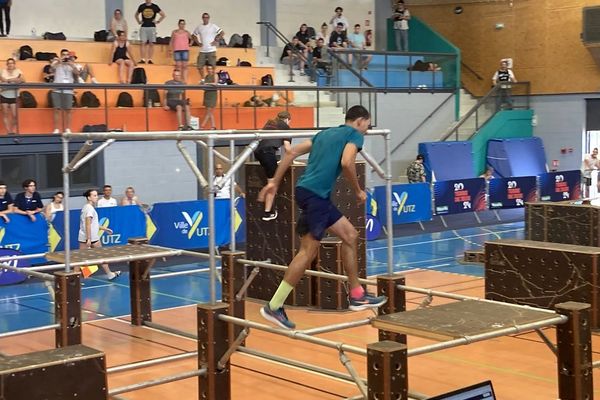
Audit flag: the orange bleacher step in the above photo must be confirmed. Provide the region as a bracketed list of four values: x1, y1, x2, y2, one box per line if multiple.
[14, 106, 314, 135]
[3, 38, 256, 66]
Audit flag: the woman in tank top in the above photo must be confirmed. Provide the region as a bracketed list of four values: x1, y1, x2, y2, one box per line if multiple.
[109, 30, 136, 83]
[170, 19, 192, 82]
[44, 191, 64, 222]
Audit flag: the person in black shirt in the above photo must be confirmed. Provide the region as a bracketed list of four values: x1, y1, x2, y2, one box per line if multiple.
[311, 38, 331, 82]
[0, 180, 13, 223]
[13, 179, 43, 222]
[135, 0, 166, 64]
[254, 111, 292, 221]
[328, 22, 348, 49]
[295, 24, 311, 46]
[280, 37, 307, 76]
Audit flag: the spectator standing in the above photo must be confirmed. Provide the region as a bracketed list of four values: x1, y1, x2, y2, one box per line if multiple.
[406, 154, 426, 183]
[110, 9, 128, 39]
[0, 0, 10, 37]
[78, 189, 121, 280]
[392, 1, 410, 52]
[163, 69, 192, 131]
[192, 13, 224, 81]
[97, 185, 118, 208]
[329, 7, 349, 32]
[13, 179, 43, 221]
[254, 111, 292, 221]
[492, 59, 517, 109]
[135, 0, 165, 64]
[581, 148, 599, 197]
[44, 191, 64, 222]
[121, 186, 141, 206]
[170, 19, 192, 82]
[50, 49, 79, 134]
[0, 58, 24, 135]
[201, 65, 217, 130]
[109, 31, 136, 84]
[213, 163, 245, 199]
[0, 181, 13, 223]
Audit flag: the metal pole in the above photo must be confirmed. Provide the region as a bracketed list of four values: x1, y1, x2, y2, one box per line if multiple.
[384, 131, 394, 276]
[407, 316, 567, 357]
[229, 139, 236, 251]
[218, 314, 367, 357]
[0, 324, 60, 339]
[0, 262, 55, 281]
[107, 352, 198, 374]
[217, 328, 249, 369]
[143, 321, 197, 340]
[69, 139, 116, 172]
[535, 328, 558, 356]
[339, 351, 368, 399]
[151, 267, 217, 280]
[63, 140, 93, 172]
[196, 140, 231, 164]
[0, 253, 47, 262]
[108, 369, 206, 396]
[216, 140, 259, 190]
[207, 136, 217, 305]
[360, 149, 385, 179]
[177, 140, 208, 188]
[299, 318, 372, 336]
[235, 266, 259, 301]
[237, 258, 375, 286]
[62, 137, 71, 272]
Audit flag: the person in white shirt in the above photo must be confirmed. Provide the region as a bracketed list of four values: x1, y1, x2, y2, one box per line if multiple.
[329, 7, 349, 32]
[192, 13, 224, 81]
[78, 189, 121, 280]
[98, 185, 118, 208]
[582, 148, 600, 197]
[44, 191, 64, 222]
[50, 49, 79, 134]
[213, 163, 245, 199]
[121, 186, 142, 205]
[392, 1, 410, 52]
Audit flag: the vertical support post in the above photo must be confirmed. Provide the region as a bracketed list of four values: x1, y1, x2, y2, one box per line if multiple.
[54, 271, 81, 347]
[377, 275, 406, 344]
[555, 302, 593, 400]
[229, 139, 236, 252]
[367, 340, 408, 400]
[384, 132, 394, 276]
[128, 237, 152, 326]
[221, 251, 246, 345]
[62, 137, 71, 273]
[207, 136, 217, 305]
[198, 303, 231, 400]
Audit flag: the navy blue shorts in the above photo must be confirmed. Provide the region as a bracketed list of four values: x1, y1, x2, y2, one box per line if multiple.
[295, 186, 343, 240]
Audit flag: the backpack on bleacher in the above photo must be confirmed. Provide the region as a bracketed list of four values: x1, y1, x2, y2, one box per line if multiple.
[143, 89, 160, 107]
[155, 36, 170, 44]
[306, 26, 316, 39]
[261, 74, 274, 86]
[131, 67, 147, 84]
[228, 33, 243, 47]
[35, 52, 58, 61]
[19, 91, 37, 108]
[94, 30, 110, 42]
[19, 45, 33, 60]
[80, 91, 100, 108]
[82, 124, 108, 132]
[116, 92, 134, 107]
[217, 70, 233, 85]
[43, 32, 66, 40]
[241, 34, 253, 48]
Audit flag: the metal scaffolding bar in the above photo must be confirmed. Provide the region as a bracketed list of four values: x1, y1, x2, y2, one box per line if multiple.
[108, 368, 206, 396]
[70, 139, 116, 172]
[217, 328, 249, 370]
[397, 285, 559, 314]
[62, 137, 71, 272]
[229, 139, 237, 252]
[235, 266, 260, 301]
[142, 321, 198, 340]
[299, 318, 372, 336]
[535, 328, 558, 356]
[218, 314, 367, 357]
[0, 324, 60, 339]
[151, 267, 216, 280]
[63, 140, 93, 172]
[384, 131, 394, 276]
[177, 140, 208, 188]
[207, 136, 217, 305]
[407, 316, 568, 357]
[107, 351, 198, 374]
[359, 149, 385, 179]
[0, 252, 46, 262]
[215, 140, 259, 191]
[0, 262, 55, 281]
[196, 139, 231, 164]
[237, 258, 376, 286]
[339, 351, 368, 398]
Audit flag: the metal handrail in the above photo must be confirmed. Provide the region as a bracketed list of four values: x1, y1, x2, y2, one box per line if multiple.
[327, 48, 374, 88]
[256, 21, 310, 65]
[461, 61, 483, 81]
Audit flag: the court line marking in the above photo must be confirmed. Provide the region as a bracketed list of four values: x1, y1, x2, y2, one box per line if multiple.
[0, 283, 113, 302]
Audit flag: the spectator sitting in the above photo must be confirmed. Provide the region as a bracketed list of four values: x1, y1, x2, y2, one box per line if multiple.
[121, 186, 141, 206]
[311, 38, 331, 82]
[243, 95, 269, 107]
[0, 180, 13, 223]
[109, 30, 136, 84]
[329, 6, 349, 32]
[51, 49, 79, 134]
[0, 57, 24, 136]
[201, 65, 217, 130]
[269, 91, 290, 107]
[295, 24, 311, 46]
[479, 167, 495, 181]
[406, 154, 426, 183]
[69, 53, 99, 84]
[347, 24, 371, 70]
[169, 19, 192, 82]
[110, 8, 128, 40]
[13, 179, 43, 221]
[316, 22, 329, 43]
[43, 57, 56, 83]
[280, 36, 307, 76]
[213, 163, 245, 199]
[329, 22, 348, 50]
[44, 191, 64, 222]
[97, 184, 118, 207]
[163, 68, 192, 131]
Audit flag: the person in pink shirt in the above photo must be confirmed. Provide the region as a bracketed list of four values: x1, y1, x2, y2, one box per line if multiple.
[169, 19, 192, 82]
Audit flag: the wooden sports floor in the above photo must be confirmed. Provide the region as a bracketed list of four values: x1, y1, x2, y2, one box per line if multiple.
[1, 222, 599, 399]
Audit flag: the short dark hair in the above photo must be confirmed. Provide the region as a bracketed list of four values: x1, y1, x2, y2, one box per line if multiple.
[83, 189, 97, 199]
[0, 181, 6, 186]
[60, 48, 69, 54]
[22, 179, 36, 189]
[178, 19, 185, 24]
[103, 184, 112, 190]
[54, 191, 64, 198]
[345, 105, 370, 122]
[355, 24, 361, 28]
[335, 7, 343, 12]
[6, 58, 15, 63]
[416, 154, 424, 161]
[336, 22, 344, 27]
[116, 30, 124, 36]
[202, 12, 209, 18]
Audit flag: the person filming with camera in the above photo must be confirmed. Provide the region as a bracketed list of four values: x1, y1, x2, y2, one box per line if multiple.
[50, 49, 79, 134]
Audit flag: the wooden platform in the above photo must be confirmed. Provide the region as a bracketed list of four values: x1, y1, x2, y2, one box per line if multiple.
[372, 300, 559, 341]
[45, 243, 180, 264]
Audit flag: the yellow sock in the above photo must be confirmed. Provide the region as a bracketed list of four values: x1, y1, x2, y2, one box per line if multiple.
[268, 281, 294, 310]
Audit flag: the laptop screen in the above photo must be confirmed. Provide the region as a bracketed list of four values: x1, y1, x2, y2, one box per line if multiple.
[428, 381, 496, 400]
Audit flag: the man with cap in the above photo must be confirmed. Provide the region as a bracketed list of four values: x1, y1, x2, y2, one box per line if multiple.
[254, 111, 292, 221]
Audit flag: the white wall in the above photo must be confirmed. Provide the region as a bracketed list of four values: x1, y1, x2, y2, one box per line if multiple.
[123, 0, 260, 44]
[275, 0, 375, 41]
[11, 0, 105, 38]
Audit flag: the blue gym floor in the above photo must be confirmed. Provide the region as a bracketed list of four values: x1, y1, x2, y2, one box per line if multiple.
[0, 221, 524, 333]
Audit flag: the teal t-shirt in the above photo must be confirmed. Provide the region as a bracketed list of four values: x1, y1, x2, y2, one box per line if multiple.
[296, 125, 364, 199]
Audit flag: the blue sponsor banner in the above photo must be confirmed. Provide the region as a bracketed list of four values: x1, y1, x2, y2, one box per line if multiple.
[149, 200, 232, 249]
[434, 178, 486, 215]
[365, 214, 382, 240]
[0, 248, 30, 285]
[52, 205, 147, 251]
[489, 176, 537, 209]
[373, 183, 432, 224]
[234, 197, 246, 244]
[539, 170, 581, 202]
[0, 215, 48, 263]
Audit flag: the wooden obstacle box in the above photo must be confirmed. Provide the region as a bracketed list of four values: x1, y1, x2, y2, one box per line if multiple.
[315, 237, 349, 310]
[463, 249, 485, 264]
[485, 239, 600, 328]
